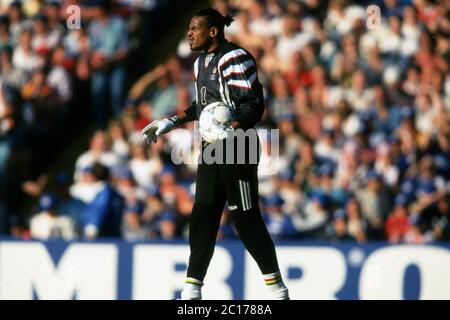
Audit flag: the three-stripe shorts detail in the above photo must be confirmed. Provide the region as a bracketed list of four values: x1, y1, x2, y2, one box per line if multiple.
[238, 180, 252, 211]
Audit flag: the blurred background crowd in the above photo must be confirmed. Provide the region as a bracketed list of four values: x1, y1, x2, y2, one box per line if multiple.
[0, 0, 449, 244]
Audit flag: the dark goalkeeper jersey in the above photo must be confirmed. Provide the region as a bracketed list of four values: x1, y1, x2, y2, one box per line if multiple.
[184, 40, 265, 130]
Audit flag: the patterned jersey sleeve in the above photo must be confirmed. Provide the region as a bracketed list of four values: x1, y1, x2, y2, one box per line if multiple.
[218, 48, 265, 129]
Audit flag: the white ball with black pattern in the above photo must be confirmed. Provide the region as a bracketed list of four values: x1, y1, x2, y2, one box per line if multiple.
[199, 102, 234, 143]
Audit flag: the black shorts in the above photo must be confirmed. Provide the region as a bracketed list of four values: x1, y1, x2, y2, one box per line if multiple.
[195, 137, 261, 212]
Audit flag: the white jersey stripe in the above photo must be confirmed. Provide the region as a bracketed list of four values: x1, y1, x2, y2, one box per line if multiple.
[218, 49, 247, 69]
[227, 72, 257, 89]
[194, 58, 199, 103]
[218, 65, 229, 107]
[194, 82, 198, 104]
[224, 81, 234, 108]
[194, 58, 199, 80]
[222, 59, 255, 78]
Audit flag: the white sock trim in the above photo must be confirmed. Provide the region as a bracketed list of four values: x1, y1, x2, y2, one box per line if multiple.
[181, 278, 203, 300]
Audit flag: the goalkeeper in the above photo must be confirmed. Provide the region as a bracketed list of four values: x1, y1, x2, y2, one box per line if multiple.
[141, 8, 289, 300]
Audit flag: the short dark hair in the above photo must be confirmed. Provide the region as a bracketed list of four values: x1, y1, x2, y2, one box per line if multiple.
[195, 8, 233, 38]
[92, 162, 110, 181]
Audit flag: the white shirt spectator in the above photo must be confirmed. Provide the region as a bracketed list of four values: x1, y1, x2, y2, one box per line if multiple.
[74, 130, 122, 180]
[325, 4, 365, 36]
[400, 37, 419, 57]
[12, 46, 44, 72]
[375, 161, 399, 187]
[342, 114, 364, 137]
[314, 137, 340, 163]
[249, 16, 272, 37]
[30, 211, 76, 240]
[69, 181, 104, 204]
[345, 88, 374, 112]
[47, 65, 72, 103]
[276, 32, 313, 61]
[378, 27, 402, 55]
[292, 201, 328, 232]
[268, 16, 283, 37]
[32, 33, 54, 53]
[129, 157, 161, 189]
[415, 106, 436, 136]
[75, 151, 121, 181]
[111, 138, 130, 160]
[402, 21, 421, 41]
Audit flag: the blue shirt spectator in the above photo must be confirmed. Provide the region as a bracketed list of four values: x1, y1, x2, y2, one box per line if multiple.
[262, 194, 296, 240]
[80, 162, 124, 239]
[88, 0, 129, 127]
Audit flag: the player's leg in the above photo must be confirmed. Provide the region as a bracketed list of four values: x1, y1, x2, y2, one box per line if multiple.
[219, 162, 289, 300]
[181, 161, 226, 300]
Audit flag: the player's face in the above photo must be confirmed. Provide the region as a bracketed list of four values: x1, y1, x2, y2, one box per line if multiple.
[187, 16, 212, 52]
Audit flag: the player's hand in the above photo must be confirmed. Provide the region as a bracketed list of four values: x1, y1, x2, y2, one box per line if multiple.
[141, 118, 175, 144]
[199, 126, 234, 144]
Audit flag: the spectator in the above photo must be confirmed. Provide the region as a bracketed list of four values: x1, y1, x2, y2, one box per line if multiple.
[88, 0, 129, 127]
[385, 194, 412, 243]
[106, 119, 130, 160]
[20, 68, 57, 140]
[7, 1, 30, 45]
[158, 210, 180, 240]
[74, 130, 122, 181]
[356, 170, 391, 239]
[431, 195, 450, 241]
[47, 45, 72, 106]
[141, 188, 165, 239]
[292, 191, 329, 238]
[5, 0, 447, 243]
[1, 44, 27, 89]
[122, 200, 146, 241]
[12, 29, 44, 73]
[147, 68, 178, 119]
[31, 13, 56, 55]
[345, 196, 367, 243]
[276, 13, 313, 64]
[42, 1, 64, 49]
[0, 14, 11, 50]
[262, 194, 296, 240]
[128, 141, 162, 190]
[269, 73, 294, 120]
[70, 165, 103, 204]
[345, 69, 373, 112]
[326, 209, 355, 242]
[80, 162, 125, 239]
[30, 193, 76, 240]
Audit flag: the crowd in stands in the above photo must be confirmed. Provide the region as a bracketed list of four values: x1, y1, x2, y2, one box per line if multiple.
[0, 0, 172, 236]
[2, 0, 450, 245]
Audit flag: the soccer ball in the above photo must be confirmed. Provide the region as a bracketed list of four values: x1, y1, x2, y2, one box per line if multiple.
[199, 102, 234, 142]
[199, 101, 233, 132]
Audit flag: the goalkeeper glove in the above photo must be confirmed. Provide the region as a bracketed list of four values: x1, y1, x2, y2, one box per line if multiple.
[141, 116, 179, 144]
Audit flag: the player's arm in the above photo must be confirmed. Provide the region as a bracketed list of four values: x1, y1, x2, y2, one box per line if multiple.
[218, 49, 265, 130]
[175, 101, 199, 125]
